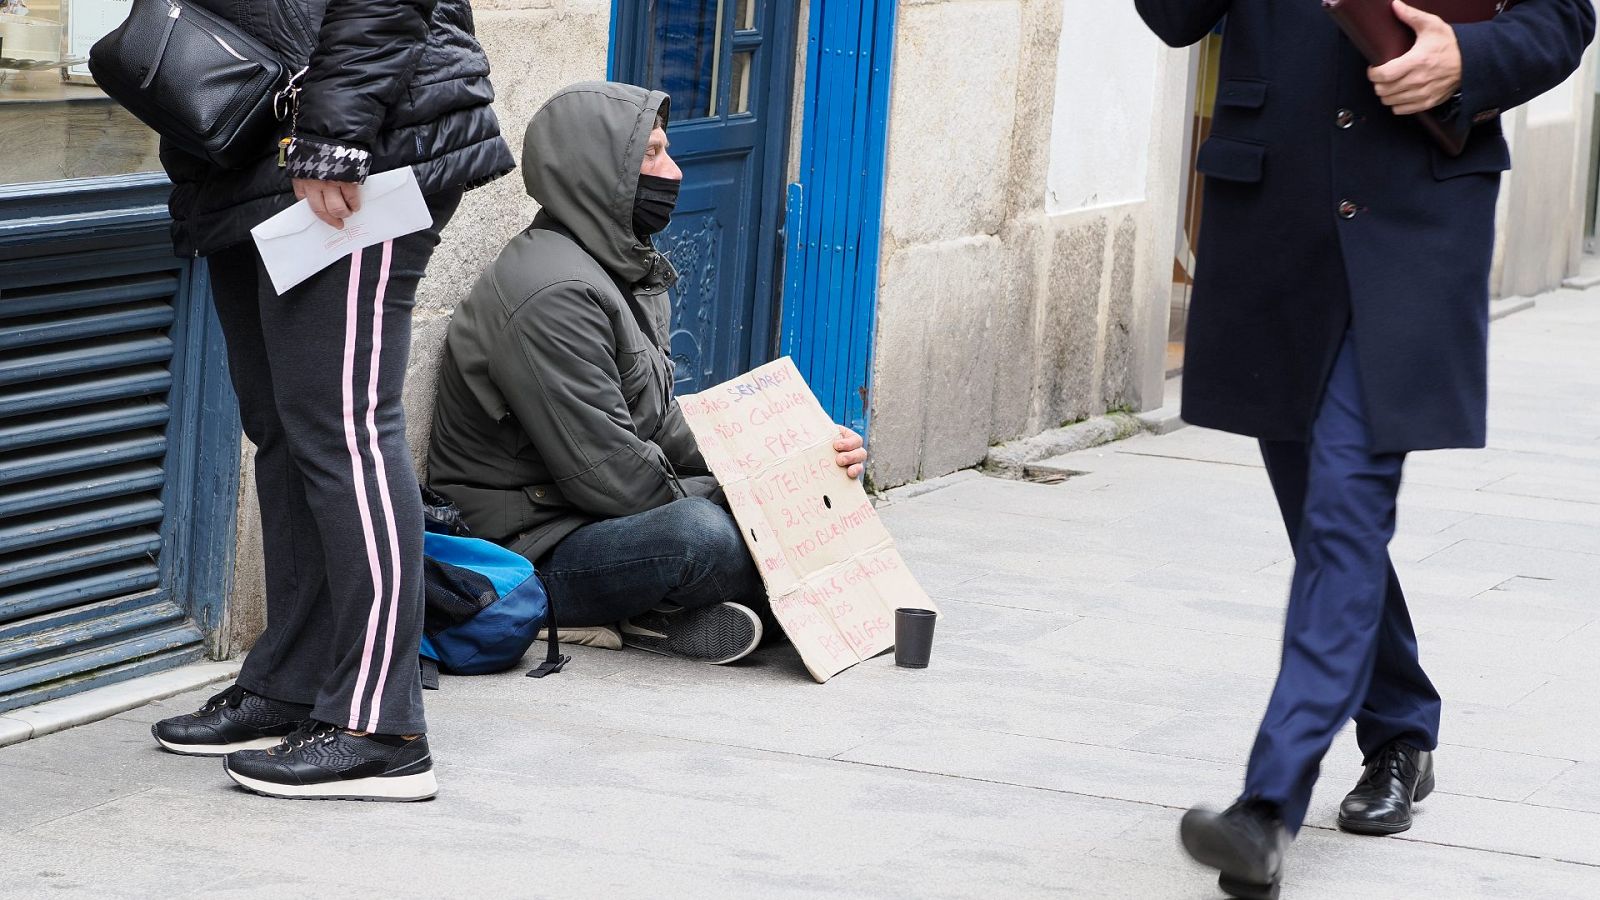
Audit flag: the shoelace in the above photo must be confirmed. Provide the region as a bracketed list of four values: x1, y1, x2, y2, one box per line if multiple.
[269, 720, 340, 756]
[1381, 744, 1417, 780]
[1358, 744, 1417, 787]
[198, 684, 248, 714]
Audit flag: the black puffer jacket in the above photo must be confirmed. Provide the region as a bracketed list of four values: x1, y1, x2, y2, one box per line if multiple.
[161, 0, 514, 257]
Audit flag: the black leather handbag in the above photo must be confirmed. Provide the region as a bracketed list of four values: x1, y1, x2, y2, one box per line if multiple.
[89, 0, 289, 169]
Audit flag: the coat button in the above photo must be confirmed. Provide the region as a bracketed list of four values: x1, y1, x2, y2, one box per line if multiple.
[1336, 108, 1356, 129]
[534, 489, 546, 499]
[1338, 200, 1359, 220]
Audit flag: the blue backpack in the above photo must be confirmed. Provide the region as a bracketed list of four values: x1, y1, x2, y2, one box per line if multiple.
[419, 488, 568, 687]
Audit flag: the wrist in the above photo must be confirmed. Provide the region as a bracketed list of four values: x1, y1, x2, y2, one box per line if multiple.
[284, 136, 372, 184]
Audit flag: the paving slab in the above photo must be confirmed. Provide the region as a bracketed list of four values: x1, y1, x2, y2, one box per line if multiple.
[1527, 762, 1600, 815]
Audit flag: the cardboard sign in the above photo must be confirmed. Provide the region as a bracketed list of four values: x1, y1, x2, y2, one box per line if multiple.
[677, 358, 937, 682]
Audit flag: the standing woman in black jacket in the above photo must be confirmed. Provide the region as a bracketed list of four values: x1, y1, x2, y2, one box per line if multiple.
[147, 0, 514, 801]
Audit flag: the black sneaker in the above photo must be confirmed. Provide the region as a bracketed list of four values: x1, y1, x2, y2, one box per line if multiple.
[151, 685, 310, 757]
[619, 602, 763, 665]
[223, 721, 437, 802]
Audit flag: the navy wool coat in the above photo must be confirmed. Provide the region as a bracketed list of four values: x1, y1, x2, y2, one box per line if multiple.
[1135, 0, 1594, 453]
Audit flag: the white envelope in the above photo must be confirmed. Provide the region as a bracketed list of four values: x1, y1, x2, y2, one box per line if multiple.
[250, 167, 432, 296]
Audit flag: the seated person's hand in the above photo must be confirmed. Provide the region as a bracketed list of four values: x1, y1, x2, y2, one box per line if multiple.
[834, 425, 867, 480]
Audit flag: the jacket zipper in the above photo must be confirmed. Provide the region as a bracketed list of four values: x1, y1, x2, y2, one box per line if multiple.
[279, 0, 317, 53]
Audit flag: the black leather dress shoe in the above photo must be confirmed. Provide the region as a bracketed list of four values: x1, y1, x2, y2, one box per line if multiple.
[1181, 799, 1291, 900]
[1339, 741, 1434, 835]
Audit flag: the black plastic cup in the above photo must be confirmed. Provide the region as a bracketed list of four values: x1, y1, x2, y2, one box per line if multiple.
[895, 608, 937, 668]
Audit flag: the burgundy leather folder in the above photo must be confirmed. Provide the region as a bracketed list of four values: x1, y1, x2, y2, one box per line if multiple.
[1323, 0, 1515, 155]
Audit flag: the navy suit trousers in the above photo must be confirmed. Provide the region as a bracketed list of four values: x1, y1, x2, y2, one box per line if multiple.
[1244, 332, 1443, 833]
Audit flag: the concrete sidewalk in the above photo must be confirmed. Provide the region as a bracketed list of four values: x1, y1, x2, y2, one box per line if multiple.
[4, 291, 1600, 898]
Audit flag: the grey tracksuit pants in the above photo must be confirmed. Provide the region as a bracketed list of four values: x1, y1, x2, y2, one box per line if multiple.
[206, 192, 459, 735]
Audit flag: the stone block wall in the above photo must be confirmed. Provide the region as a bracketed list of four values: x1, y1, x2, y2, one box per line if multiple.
[865, 0, 1189, 487]
[1492, 46, 1598, 299]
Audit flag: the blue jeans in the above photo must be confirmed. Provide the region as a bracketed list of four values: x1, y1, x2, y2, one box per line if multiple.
[1244, 333, 1442, 834]
[531, 497, 767, 627]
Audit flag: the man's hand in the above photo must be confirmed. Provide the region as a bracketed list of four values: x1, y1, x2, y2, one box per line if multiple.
[294, 178, 363, 229]
[834, 425, 867, 480]
[1369, 1, 1463, 116]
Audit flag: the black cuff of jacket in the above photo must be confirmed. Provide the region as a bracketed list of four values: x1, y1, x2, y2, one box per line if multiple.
[285, 136, 372, 183]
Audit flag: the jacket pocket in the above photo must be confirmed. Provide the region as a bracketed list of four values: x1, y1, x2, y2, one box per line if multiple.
[617, 348, 653, 404]
[1431, 132, 1511, 180]
[617, 347, 667, 438]
[522, 482, 569, 510]
[1215, 78, 1268, 110]
[1196, 135, 1266, 184]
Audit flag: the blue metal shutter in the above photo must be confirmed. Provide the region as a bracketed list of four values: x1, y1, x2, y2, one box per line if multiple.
[0, 249, 211, 713]
[779, 0, 898, 436]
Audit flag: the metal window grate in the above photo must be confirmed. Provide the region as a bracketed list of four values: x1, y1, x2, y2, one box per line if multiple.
[0, 264, 206, 713]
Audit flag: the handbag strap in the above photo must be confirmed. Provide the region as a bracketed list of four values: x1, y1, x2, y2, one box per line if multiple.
[139, 4, 183, 91]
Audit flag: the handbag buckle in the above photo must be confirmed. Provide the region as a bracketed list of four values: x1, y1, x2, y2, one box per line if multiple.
[273, 66, 310, 122]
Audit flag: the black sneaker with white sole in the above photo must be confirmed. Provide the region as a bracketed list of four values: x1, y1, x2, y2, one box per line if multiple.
[151, 684, 310, 756]
[619, 601, 763, 665]
[224, 721, 437, 802]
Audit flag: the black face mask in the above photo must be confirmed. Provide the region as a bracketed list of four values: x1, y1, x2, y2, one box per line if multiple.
[633, 173, 681, 239]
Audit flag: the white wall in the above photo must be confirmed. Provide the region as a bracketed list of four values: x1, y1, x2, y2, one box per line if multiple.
[1526, 65, 1583, 127]
[1492, 43, 1597, 298]
[1044, 2, 1163, 213]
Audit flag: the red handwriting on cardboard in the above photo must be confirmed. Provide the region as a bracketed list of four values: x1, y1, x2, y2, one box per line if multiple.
[787, 498, 878, 562]
[676, 357, 939, 682]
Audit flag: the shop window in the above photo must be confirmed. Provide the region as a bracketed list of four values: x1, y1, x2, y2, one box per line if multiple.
[0, 0, 160, 187]
[1169, 27, 1225, 376]
[729, 49, 753, 115]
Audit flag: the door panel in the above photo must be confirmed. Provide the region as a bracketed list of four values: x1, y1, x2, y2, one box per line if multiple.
[661, 150, 751, 392]
[614, 0, 797, 393]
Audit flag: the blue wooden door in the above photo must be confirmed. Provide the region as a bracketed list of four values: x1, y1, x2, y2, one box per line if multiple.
[612, 0, 799, 393]
[780, 0, 897, 436]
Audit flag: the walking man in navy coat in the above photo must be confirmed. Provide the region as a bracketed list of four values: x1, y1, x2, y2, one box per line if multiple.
[1133, 1, 1593, 897]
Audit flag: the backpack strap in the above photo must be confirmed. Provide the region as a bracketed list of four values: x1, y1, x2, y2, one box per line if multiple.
[420, 656, 441, 691]
[526, 593, 570, 679]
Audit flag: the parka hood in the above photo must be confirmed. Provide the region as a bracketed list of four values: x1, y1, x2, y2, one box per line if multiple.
[522, 81, 672, 286]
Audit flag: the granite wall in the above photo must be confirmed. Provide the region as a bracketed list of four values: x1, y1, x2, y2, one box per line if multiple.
[864, 0, 1189, 487]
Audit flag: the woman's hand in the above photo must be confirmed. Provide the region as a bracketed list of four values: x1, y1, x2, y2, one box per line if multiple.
[294, 178, 363, 229]
[834, 425, 868, 480]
